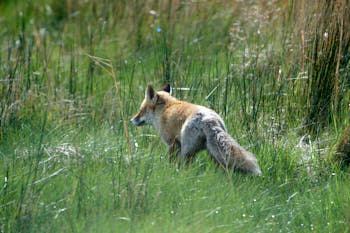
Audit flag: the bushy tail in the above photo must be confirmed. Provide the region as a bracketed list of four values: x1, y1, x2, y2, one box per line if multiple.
[202, 120, 262, 175]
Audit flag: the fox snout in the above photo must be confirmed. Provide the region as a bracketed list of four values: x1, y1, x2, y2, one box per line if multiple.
[130, 116, 146, 126]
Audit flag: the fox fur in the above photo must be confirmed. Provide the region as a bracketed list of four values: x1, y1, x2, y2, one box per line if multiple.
[130, 84, 262, 175]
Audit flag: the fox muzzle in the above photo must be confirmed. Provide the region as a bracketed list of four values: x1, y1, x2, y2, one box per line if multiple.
[130, 118, 146, 126]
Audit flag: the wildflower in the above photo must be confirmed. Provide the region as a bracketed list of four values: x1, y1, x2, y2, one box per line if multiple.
[149, 10, 157, 15]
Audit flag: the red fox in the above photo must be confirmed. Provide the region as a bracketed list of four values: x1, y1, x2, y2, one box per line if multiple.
[130, 84, 262, 175]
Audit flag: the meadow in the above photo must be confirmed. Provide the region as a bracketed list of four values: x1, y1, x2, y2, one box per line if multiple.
[0, 0, 349, 232]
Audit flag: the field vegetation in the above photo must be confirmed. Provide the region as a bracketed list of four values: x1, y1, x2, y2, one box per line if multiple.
[0, 0, 349, 232]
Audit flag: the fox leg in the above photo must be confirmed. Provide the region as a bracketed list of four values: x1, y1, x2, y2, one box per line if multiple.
[169, 137, 181, 162]
[180, 124, 205, 163]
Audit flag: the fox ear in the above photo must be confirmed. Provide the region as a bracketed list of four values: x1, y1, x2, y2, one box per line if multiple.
[146, 85, 157, 103]
[161, 83, 171, 93]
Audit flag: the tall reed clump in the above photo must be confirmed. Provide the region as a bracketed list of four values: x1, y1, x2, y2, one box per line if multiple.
[229, 0, 349, 131]
[291, 0, 350, 134]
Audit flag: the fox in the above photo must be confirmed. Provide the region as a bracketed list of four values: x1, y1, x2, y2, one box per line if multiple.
[130, 84, 262, 175]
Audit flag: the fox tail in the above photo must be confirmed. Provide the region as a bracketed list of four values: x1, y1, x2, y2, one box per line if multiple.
[201, 117, 262, 175]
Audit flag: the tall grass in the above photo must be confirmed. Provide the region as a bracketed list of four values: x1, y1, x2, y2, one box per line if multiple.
[0, 0, 349, 232]
[292, 0, 350, 134]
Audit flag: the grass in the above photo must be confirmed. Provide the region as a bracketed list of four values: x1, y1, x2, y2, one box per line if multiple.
[1, 0, 350, 232]
[2, 125, 350, 232]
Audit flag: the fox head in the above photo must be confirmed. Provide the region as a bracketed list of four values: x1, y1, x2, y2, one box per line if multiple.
[130, 84, 172, 126]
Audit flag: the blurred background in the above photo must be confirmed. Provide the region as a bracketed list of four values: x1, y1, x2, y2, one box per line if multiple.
[0, 0, 348, 135]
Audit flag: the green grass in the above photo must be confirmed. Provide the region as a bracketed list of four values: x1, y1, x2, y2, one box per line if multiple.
[2, 125, 350, 232]
[1, 0, 349, 232]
